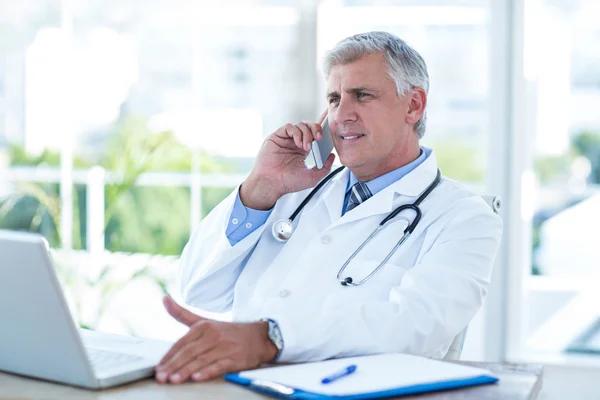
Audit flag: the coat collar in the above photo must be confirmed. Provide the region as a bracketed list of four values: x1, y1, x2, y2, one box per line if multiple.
[325, 149, 441, 228]
[321, 167, 350, 223]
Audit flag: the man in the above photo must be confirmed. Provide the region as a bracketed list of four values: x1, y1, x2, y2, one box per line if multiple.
[155, 31, 502, 384]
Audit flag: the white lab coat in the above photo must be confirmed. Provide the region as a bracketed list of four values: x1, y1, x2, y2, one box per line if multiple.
[179, 150, 503, 362]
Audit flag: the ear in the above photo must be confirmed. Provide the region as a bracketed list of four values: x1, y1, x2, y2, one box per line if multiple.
[405, 87, 427, 126]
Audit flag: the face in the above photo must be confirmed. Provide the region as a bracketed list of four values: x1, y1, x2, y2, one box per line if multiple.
[326, 52, 425, 181]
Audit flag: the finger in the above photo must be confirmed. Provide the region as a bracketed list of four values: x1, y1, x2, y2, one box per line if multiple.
[157, 322, 206, 368]
[157, 340, 199, 383]
[163, 295, 202, 327]
[192, 359, 237, 382]
[322, 152, 336, 170]
[168, 347, 223, 384]
[303, 120, 323, 141]
[283, 124, 303, 150]
[157, 332, 203, 378]
[317, 108, 328, 125]
[157, 332, 218, 381]
[296, 122, 314, 152]
[311, 153, 336, 177]
[158, 324, 217, 371]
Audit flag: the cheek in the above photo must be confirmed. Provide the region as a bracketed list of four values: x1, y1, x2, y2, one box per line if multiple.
[364, 119, 390, 143]
[329, 119, 340, 134]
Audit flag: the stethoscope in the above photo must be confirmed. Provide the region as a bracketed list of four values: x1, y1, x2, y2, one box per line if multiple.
[271, 167, 442, 286]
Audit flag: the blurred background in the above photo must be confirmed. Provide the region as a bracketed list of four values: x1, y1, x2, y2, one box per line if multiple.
[1, 0, 599, 376]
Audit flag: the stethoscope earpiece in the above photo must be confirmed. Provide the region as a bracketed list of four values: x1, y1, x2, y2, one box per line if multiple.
[341, 277, 353, 286]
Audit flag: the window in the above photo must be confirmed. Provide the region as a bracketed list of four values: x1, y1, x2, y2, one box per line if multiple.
[516, 0, 600, 362]
[1, 1, 306, 255]
[318, 0, 491, 184]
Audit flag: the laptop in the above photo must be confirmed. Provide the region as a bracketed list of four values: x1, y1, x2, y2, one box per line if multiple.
[0, 229, 174, 389]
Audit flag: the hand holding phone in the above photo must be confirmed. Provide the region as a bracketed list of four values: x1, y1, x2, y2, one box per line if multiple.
[240, 110, 335, 210]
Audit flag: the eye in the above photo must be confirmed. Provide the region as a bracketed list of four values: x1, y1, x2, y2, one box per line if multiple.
[357, 92, 369, 99]
[328, 97, 340, 105]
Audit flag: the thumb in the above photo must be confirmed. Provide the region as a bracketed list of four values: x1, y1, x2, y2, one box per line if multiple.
[311, 153, 336, 180]
[163, 295, 202, 327]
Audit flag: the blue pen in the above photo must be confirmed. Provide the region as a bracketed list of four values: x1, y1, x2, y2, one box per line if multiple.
[321, 364, 357, 384]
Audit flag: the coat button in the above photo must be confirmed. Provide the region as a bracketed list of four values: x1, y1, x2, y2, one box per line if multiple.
[279, 290, 291, 298]
[320, 235, 332, 244]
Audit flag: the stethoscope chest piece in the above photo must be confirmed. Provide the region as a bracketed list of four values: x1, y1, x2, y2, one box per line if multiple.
[272, 219, 294, 242]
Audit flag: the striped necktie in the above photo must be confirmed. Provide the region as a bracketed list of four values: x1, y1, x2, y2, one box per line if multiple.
[345, 182, 373, 213]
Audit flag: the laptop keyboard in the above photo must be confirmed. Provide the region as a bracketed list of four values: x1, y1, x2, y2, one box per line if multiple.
[86, 347, 144, 370]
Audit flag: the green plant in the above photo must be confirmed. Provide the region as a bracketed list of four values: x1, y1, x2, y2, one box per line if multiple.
[572, 131, 600, 183]
[534, 152, 575, 184]
[0, 186, 61, 244]
[1, 115, 237, 255]
[1, 114, 238, 332]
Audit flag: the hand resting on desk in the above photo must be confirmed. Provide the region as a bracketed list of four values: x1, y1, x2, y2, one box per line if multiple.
[155, 296, 278, 384]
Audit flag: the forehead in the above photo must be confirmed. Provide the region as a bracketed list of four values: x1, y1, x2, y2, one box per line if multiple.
[327, 52, 394, 90]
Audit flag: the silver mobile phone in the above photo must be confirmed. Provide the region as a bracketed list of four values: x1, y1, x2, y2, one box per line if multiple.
[311, 117, 335, 169]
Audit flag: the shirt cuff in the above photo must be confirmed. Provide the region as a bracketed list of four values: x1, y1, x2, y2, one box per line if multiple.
[225, 189, 272, 245]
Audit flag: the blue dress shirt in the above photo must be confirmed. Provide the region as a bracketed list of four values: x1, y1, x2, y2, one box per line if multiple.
[225, 147, 430, 245]
[341, 147, 428, 215]
[225, 191, 273, 245]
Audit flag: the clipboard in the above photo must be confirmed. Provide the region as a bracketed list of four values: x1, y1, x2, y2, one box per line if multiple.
[224, 353, 498, 399]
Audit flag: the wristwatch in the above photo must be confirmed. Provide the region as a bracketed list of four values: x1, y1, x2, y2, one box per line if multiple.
[261, 318, 284, 361]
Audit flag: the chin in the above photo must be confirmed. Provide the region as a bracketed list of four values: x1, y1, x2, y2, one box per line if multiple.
[338, 154, 362, 170]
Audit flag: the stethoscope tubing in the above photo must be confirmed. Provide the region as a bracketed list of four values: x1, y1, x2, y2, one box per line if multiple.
[271, 167, 442, 286]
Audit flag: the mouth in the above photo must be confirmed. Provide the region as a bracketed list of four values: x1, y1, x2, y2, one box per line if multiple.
[339, 134, 365, 142]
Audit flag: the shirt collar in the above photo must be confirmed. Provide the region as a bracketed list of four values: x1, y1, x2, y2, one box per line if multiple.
[347, 147, 430, 196]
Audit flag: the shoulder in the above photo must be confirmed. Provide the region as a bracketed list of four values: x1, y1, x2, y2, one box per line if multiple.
[427, 177, 503, 230]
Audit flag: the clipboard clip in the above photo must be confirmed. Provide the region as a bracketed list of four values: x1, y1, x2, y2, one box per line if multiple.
[251, 379, 295, 396]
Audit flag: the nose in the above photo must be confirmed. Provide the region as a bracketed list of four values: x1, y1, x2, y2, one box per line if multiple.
[333, 95, 358, 125]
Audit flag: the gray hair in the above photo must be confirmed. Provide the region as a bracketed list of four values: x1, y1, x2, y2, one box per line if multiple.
[322, 31, 429, 139]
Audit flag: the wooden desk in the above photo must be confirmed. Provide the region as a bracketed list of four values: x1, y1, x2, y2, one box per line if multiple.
[0, 362, 543, 400]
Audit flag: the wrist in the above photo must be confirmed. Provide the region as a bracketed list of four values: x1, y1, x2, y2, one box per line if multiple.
[255, 321, 279, 363]
[239, 177, 281, 210]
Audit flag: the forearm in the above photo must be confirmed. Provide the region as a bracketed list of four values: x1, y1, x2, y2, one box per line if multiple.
[179, 190, 268, 311]
[239, 176, 282, 211]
